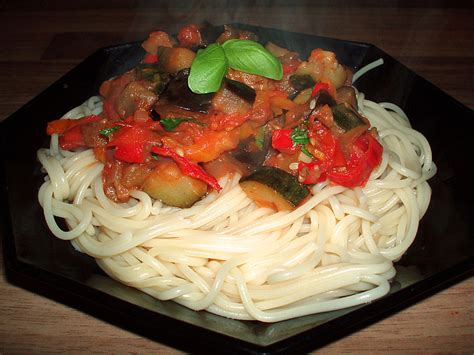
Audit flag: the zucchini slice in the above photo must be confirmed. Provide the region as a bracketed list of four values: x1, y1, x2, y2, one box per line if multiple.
[240, 166, 309, 211]
[143, 159, 208, 208]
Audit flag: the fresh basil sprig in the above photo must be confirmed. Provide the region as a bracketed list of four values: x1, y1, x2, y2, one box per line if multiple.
[188, 43, 227, 94]
[160, 117, 205, 131]
[188, 39, 283, 94]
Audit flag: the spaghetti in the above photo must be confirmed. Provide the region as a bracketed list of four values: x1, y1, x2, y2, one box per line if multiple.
[37, 89, 435, 321]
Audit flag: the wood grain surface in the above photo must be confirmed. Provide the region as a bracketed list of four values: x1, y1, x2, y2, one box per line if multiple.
[1, 1, 473, 353]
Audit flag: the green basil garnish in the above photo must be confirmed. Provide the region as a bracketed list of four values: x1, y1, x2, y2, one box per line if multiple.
[99, 125, 121, 137]
[188, 39, 283, 94]
[160, 117, 205, 131]
[188, 43, 227, 94]
[221, 39, 283, 80]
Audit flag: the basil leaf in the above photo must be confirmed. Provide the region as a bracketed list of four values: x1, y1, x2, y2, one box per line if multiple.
[160, 117, 204, 131]
[222, 39, 283, 80]
[99, 125, 121, 137]
[188, 43, 227, 94]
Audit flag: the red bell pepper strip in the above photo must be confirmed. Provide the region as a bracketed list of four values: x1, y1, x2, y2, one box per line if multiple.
[297, 123, 337, 185]
[143, 53, 159, 64]
[108, 125, 160, 164]
[271, 129, 297, 154]
[108, 125, 158, 147]
[47, 115, 101, 150]
[310, 122, 336, 161]
[114, 143, 147, 164]
[300, 121, 382, 187]
[327, 132, 383, 187]
[47, 115, 101, 135]
[311, 81, 336, 98]
[311, 82, 330, 97]
[59, 126, 85, 150]
[151, 146, 222, 192]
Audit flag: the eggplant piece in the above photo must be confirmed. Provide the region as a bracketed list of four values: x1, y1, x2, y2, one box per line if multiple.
[336, 86, 358, 110]
[115, 81, 157, 118]
[136, 63, 160, 81]
[331, 103, 369, 132]
[191, 22, 221, 50]
[135, 64, 170, 95]
[216, 24, 239, 44]
[289, 74, 315, 92]
[154, 78, 169, 95]
[312, 89, 337, 108]
[150, 109, 160, 121]
[158, 69, 214, 113]
[224, 78, 256, 104]
[216, 24, 258, 44]
[231, 125, 271, 172]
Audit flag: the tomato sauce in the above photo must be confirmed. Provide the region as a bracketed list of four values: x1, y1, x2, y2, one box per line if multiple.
[46, 24, 383, 206]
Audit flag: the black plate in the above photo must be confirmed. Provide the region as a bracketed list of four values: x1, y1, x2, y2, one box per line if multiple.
[1, 24, 473, 353]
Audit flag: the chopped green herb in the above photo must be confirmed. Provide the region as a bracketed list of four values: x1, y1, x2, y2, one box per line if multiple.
[300, 145, 313, 158]
[99, 125, 121, 137]
[155, 80, 168, 95]
[290, 127, 310, 145]
[291, 127, 313, 158]
[255, 126, 267, 149]
[136, 63, 161, 81]
[160, 117, 205, 131]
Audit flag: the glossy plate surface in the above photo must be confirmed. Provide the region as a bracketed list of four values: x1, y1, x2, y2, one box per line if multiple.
[1, 24, 473, 353]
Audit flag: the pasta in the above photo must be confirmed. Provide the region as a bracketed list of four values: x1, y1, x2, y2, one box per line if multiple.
[37, 87, 435, 322]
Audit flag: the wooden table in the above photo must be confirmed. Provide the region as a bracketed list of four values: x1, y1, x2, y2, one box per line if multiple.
[1, 1, 473, 353]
